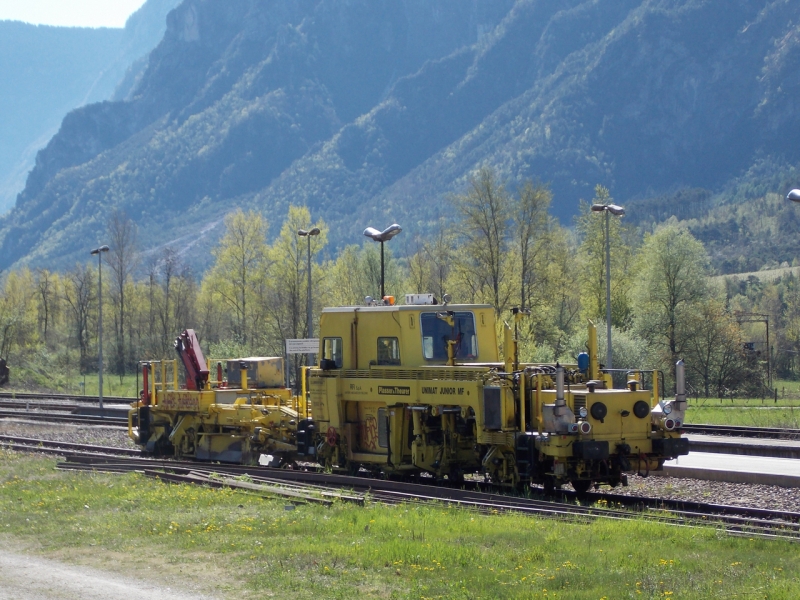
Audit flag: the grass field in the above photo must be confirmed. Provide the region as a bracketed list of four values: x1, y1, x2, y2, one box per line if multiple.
[3, 372, 140, 398]
[686, 405, 800, 428]
[1, 452, 799, 599]
[683, 379, 800, 427]
[61, 373, 139, 397]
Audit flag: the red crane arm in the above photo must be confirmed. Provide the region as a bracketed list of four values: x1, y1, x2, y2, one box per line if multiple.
[174, 329, 210, 391]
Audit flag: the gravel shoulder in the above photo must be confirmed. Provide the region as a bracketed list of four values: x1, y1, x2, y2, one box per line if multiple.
[3, 419, 800, 512]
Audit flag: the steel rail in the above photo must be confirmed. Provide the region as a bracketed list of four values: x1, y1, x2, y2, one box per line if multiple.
[0, 391, 134, 404]
[0, 401, 77, 412]
[0, 409, 128, 426]
[0, 401, 130, 417]
[684, 424, 800, 439]
[48, 453, 800, 541]
[0, 435, 141, 456]
[4, 438, 798, 540]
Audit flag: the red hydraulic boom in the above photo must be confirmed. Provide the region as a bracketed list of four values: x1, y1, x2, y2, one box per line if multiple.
[174, 329, 209, 391]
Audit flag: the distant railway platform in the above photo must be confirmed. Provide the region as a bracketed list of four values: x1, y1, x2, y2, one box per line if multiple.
[660, 451, 800, 487]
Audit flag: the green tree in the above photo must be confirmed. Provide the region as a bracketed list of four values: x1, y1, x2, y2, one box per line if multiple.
[34, 268, 60, 348]
[406, 220, 454, 301]
[0, 269, 38, 362]
[264, 206, 326, 370]
[451, 166, 512, 315]
[632, 224, 710, 382]
[62, 264, 96, 372]
[682, 297, 748, 397]
[527, 226, 582, 361]
[575, 185, 633, 329]
[106, 210, 138, 376]
[322, 243, 401, 307]
[514, 180, 552, 310]
[204, 209, 269, 348]
[322, 245, 367, 307]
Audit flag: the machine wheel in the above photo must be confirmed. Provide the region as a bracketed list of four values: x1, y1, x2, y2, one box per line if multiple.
[570, 479, 592, 496]
[543, 478, 561, 495]
[448, 467, 465, 484]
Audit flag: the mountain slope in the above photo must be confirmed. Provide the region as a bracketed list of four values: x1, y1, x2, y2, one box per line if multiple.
[0, 23, 122, 214]
[0, 0, 181, 214]
[272, 0, 800, 236]
[0, 0, 513, 270]
[1, 0, 799, 273]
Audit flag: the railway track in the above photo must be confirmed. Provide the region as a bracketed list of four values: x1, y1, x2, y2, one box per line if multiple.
[3, 437, 797, 541]
[57, 454, 800, 541]
[0, 391, 134, 405]
[0, 434, 140, 456]
[0, 400, 130, 413]
[0, 409, 128, 427]
[0, 394, 131, 427]
[683, 424, 800, 439]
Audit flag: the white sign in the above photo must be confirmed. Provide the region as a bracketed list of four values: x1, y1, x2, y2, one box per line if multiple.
[286, 338, 319, 354]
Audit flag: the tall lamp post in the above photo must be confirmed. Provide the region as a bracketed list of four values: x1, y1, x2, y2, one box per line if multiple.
[590, 202, 625, 369]
[787, 190, 800, 384]
[90, 245, 110, 411]
[297, 227, 321, 368]
[363, 223, 402, 299]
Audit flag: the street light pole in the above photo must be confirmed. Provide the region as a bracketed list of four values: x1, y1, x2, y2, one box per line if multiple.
[604, 208, 612, 368]
[364, 224, 402, 300]
[90, 245, 110, 411]
[297, 227, 320, 368]
[590, 202, 625, 369]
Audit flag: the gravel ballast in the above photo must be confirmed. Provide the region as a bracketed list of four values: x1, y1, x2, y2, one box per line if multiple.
[2, 419, 799, 514]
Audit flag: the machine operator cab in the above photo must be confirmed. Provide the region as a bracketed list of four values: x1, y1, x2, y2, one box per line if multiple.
[317, 294, 500, 370]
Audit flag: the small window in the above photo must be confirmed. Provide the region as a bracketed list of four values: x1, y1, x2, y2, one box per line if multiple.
[322, 337, 343, 368]
[377, 408, 388, 448]
[377, 337, 401, 365]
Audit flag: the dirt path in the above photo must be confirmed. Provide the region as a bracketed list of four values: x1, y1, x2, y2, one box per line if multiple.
[0, 548, 219, 600]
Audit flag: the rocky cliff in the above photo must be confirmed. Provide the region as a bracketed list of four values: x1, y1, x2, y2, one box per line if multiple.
[0, 0, 181, 214]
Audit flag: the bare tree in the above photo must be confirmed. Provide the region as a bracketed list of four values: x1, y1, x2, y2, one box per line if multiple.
[406, 222, 454, 301]
[63, 264, 96, 372]
[514, 181, 552, 310]
[35, 269, 58, 346]
[451, 166, 512, 315]
[107, 210, 138, 377]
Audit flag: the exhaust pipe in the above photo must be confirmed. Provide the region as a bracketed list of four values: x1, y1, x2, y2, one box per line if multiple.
[556, 363, 565, 405]
[675, 360, 686, 405]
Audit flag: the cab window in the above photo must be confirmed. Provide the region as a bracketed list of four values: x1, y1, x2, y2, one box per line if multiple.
[377, 337, 401, 365]
[322, 337, 343, 368]
[420, 311, 478, 361]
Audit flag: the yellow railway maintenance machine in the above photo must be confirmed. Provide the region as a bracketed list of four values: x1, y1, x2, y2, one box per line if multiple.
[129, 329, 306, 466]
[307, 294, 688, 492]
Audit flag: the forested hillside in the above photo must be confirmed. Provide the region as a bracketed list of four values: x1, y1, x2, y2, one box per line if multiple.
[1, 0, 798, 274]
[0, 0, 181, 214]
[0, 171, 790, 401]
